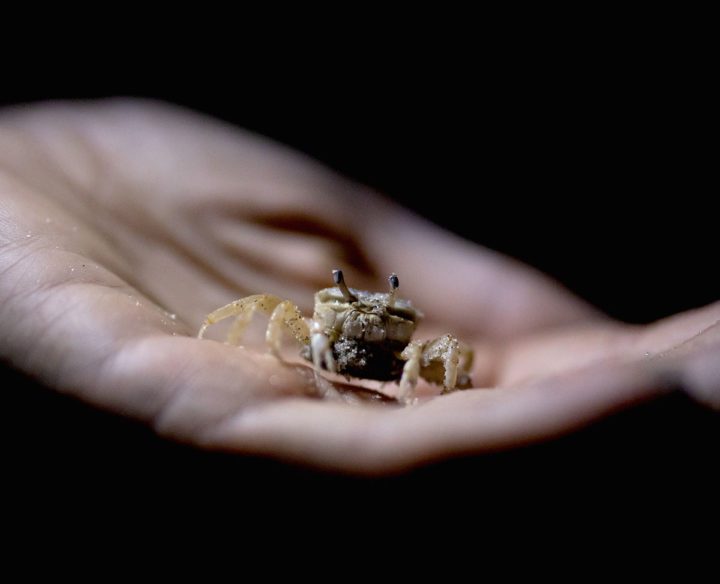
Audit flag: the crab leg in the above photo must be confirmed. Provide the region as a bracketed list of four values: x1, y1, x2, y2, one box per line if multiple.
[267, 300, 310, 356]
[398, 340, 423, 403]
[310, 323, 336, 374]
[398, 334, 470, 403]
[197, 294, 310, 355]
[419, 334, 460, 393]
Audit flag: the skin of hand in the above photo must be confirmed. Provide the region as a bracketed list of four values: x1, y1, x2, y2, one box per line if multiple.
[0, 100, 717, 473]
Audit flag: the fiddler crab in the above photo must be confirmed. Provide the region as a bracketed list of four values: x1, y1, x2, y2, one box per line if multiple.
[197, 270, 473, 404]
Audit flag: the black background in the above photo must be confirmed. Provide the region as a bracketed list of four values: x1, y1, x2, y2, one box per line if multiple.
[1, 25, 717, 513]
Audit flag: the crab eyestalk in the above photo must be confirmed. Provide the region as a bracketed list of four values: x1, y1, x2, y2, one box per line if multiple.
[332, 269, 357, 302]
[388, 273, 399, 306]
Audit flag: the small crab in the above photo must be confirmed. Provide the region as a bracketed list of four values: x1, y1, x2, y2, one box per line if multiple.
[197, 270, 473, 403]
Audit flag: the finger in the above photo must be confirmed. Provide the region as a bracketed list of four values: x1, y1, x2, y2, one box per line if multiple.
[637, 304, 720, 409]
[1, 100, 363, 318]
[495, 301, 720, 388]
[637, 300, 720, 357]
[682, 339, 720, 409]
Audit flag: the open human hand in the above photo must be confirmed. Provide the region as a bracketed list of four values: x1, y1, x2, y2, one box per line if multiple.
[1, 100, 717, 473]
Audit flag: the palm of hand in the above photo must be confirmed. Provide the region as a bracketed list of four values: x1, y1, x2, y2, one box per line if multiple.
[1, 101, 717, 472]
